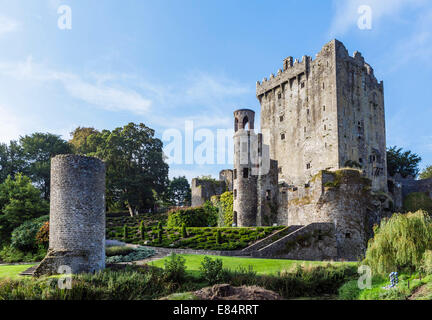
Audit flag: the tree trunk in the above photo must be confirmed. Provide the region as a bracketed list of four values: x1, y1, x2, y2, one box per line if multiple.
[127, 204, 134, 217]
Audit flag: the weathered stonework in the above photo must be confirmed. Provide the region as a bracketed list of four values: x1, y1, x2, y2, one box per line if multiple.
[33, 155, 106, 276]
[191, 176, 228, 207]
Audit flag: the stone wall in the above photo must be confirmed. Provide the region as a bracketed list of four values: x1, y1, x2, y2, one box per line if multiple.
[394, 174, 432, 199]
[191, 178, 227, 207]
[34, 155, 106, 276]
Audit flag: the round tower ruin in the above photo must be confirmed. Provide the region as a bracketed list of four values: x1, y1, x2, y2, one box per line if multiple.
[233, 109, 258, 227]
[34, 154, 106, 276]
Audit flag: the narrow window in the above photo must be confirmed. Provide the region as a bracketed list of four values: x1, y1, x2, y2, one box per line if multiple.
[278, 167, 282, 174]
[323, 105, 326, 111]
[281, 133, 285, 140]
[278, 93, 282, 99]
[301, 82, 305, 88]
[234, 190, 237, 199]
[266, 190, 271, 201]
[243, 168, 249, 178]
[306, 163, 311, 170]
[322, 83, 325, 89]
[233, 169, 237, 180]
[324, 125, 327, 131]
[307, 109, 310, 115]
[345, 233, 351, 239]
[280, 115, 284, 122]
[359, 158, 363, 164]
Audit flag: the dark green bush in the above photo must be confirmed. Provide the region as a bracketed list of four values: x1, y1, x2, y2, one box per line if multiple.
[167, 206, 217, 228]
[200, 256, 224, 284]
[10, 215, 49, 252]
[164, 253, 186, 283]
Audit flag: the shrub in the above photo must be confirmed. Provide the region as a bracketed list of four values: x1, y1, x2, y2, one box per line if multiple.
[139, 221, 146, 240]
[106, 246, 135, 257]
[338, 279, 361, 300]
[404, 192, 432, 214]
[200, 256, 224, 285]
[123, 225, 128, 240]
[10, 215, 49, 252]
[220, 191, 233, 226]
[36, 221, 49, 248]
[106, 246, 155, 263]
[216, 230, 222, 244]
[421, 250, 432, 274]
[167, 207, 216, 228]
[181, 224, 187, 238]
[0, 245, 46, 263]
[163, 253, 186, 283]
[364, 210, 432, 274]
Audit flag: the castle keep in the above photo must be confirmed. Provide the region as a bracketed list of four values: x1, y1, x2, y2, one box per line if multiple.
[191, 40, 432, 260]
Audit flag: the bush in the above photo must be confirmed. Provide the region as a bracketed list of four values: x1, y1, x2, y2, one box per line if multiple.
[0, 245, 46, 263]
[421, 250, 432, 274]
[36, 221, 49, 248]
[163, 253, 186, 283]
[219, 192, 233, 226]
[181, 224, 187, 238]
[338, 279, 361, 300]
[106, 246, 155, 263]
[106, 246, 136, 257]
[10, 215, 49, 252]
[364, 210, 432, 274]
[200, 256, 224, 285]
[139, 221, 146, 240]
[216, 230, 222, 244]
[404, 192, 432, 214]
[123, 225, 128, 240]
[167, 206, 216, 228]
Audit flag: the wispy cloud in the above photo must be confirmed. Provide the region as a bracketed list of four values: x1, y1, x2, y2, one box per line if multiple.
[0, 105, 22, 143]
[0, 15, 19, 36]
[329, 0, 426, 37]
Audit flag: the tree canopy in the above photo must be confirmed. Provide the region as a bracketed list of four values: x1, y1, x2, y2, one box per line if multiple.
[69, 127, 100, 155]
[167, 176, 191, 207]
[0, 174, 49, 244]
[419, 165, 432, 180]
[387, 146, 422, 178]
[86, 122, 169, 216]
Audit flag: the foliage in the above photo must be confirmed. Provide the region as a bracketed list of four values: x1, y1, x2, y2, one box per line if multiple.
[181, 224, 187, 238]
[403, 192, 432, 214]
[216, 230, 222, 244]
[139, 220, 146, 240]
[10, 215, 49, 252]
[105, 246, 136, 257]
[421, 250, 432, 274]
[387, 146, 422, 178]
[200, 256, 224, 284]
[69, 127, 100, 155]
[0, 141, 26, 184]
[219, 191, 234, 226]
[35, 221, 49, 247]
[163, 253, 187, 283]
[123, 225, 128, 241]
[19, 133, 72, 199]
[167, 176, 191, 207]
[105, 246, 155, 263]
[0, 245, 46, 263]
[419, 165, 432, 180]
[167, 206, 217, 228]
[363, 210, 432, 274]
[86, 122, 169, 216]
[0, 174, 49, 244]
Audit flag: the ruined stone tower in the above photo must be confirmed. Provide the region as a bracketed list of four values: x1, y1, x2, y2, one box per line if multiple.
[34, 155, 106, 276]
[257, 39, 387, 192]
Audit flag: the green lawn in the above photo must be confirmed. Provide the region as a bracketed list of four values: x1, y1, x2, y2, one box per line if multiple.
[0, 264, 36, 279]
[151, 254, 355, 276]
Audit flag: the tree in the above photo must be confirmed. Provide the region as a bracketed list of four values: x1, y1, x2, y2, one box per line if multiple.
[69, 127, 100, 154]
[20, 133, 73, 199]
[420, 165, 432, 180]
[87, 123, 169, 216]
[0, 174, 49, 244]
[0, 141, 26, 184]
[387, 146, 422, 178]
[168, 176, 191, 206]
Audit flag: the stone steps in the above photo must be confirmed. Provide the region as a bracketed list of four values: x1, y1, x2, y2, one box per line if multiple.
[240, 225, 303, 256]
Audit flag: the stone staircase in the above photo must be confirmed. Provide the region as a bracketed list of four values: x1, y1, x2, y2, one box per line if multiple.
[239, 225, 303, 256]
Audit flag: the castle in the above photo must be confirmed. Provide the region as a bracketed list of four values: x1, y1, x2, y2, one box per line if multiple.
[192, 40, 432, 260]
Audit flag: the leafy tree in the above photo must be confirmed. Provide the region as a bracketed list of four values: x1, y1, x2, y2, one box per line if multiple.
[387, 146, 422, 178]
[69, 127, 100, 154]
[87, 123, 169, 216]
[364, 210, 432, 274]
[0, 141, 26, 183]
[0, 174, 49, 244]
[168, 176, 191, 206]
[19, 133, 73, 199]
[419, 165, 432, 180]
[10, 215, 49, 252]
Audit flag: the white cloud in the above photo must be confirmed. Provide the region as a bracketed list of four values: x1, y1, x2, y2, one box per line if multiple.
[0, 16, 19, 36]
[329, 0, 426, 36]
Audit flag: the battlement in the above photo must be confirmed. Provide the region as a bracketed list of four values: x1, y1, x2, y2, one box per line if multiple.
[256, 39, 383, 97]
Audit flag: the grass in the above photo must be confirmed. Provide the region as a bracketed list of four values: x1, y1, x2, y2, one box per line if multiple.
[151, 254, 355, 277]
[0, 264, 36, 279]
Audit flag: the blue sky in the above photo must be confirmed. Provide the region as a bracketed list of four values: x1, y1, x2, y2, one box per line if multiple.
[0, 0, 431, 181]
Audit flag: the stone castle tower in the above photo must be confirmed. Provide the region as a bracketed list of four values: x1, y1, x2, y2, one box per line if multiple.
[257, 39, 387, 192]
